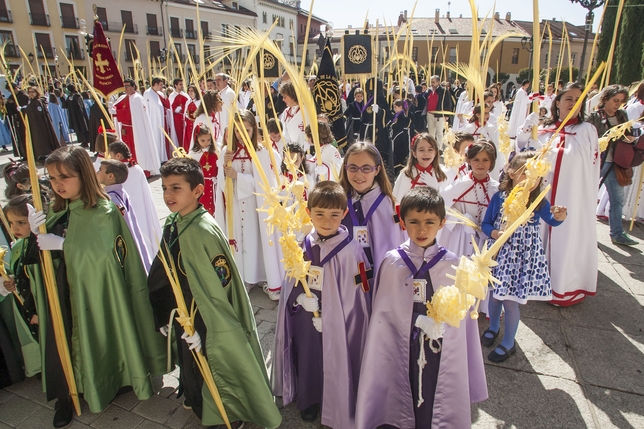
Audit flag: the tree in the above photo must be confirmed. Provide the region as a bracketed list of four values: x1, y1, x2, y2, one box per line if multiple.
[596, 0, 619, 64]
[517, 68, 532, 83]
[615, 0, 644, 85]
[497, 72, 510, 83]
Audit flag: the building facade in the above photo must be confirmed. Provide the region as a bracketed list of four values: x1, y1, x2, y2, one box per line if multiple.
[256, 0, 299, 63]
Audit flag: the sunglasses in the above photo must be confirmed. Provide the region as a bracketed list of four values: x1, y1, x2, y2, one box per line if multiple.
[345, 164, 379, 174]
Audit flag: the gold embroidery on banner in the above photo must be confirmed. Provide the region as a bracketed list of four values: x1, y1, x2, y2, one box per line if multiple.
[348, 45, 368, 64]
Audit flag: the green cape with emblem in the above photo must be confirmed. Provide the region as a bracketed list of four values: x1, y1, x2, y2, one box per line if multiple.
[160, 206, 281, 428]
[34, 198, 166, 412]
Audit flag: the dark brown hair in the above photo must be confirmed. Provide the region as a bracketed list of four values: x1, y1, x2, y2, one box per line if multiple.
[598, 84, 629, 109]
[45, 147, 109, 212]
[465, 139, 497, 172]
[108, 141, 131, 159]
[279, 81, 298, 104]
[194, 90, 222, 118]
[95, 132, 119, 153]
[191, 123, 217, 154]
[399, 186, 445, 221]
[308, 180, 347, 210]
[229, 109, 261, 152]
[546, 83, 586, 125]
[305, 121, 334, 146]
[100, 159, 129, 184]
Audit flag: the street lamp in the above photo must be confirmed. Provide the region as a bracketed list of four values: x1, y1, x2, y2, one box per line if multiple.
[570, 0, 606, 83]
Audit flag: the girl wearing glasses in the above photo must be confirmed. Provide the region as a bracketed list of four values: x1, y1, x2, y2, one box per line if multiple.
[340, 143, 405, 279]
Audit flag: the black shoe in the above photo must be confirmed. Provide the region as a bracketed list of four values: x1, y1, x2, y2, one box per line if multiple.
[53, 397, 73, 428]
[300, 404, 319, 422]
[480, 329, 499, 347]
[210, 422, 244, 429]
[488, 343, 517, 363]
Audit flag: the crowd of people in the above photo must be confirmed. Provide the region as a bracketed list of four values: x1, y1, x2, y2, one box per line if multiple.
[0, 67, 642, 429]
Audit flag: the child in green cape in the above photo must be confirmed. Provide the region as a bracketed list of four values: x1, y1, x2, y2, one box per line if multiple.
[27, 147, 165, 428]
[147, 157, 281, 429]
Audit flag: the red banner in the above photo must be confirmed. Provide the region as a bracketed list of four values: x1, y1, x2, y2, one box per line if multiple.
[92, 21, 123, 99]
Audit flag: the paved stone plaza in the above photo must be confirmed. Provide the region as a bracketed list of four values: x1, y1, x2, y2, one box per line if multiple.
[0, 152, 643, 428]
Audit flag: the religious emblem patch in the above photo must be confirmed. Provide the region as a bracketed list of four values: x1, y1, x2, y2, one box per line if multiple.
[212, 254, 232, 287]
[114, 235, 127, 267]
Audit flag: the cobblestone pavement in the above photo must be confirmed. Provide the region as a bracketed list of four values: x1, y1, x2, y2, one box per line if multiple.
[1, 151, 643, 428]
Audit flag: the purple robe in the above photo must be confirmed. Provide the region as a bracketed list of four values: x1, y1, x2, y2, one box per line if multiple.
[355, 240, 488, 429]
[341, 185, 406, 279]
[105, 184, 153, 272]
[272, 225, 372, 428]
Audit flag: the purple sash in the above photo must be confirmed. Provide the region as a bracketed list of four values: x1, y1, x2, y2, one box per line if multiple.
[397, 246, 447, 279]
[305, 234, 353, 267]
[348, 192, 386, 227]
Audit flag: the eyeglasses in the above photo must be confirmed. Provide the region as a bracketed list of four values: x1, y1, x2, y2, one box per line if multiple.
[345, 164, 379, 174]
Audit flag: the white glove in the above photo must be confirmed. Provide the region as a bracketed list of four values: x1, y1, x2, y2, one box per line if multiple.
[372, 104, 379, 114]
[296, 293, 319, 313]
[36, 234, 65, 251]
[312, 316, 322, 333]
[159, 324, 170, 337]
[17, 105, 24, 111]
[521, 112, 540, 131]
[27, 204, 46, 235]
[419, 171, 433, 186]
[415, 315, 445, 341]
[181, 330, 202, 352]
[174, 106, 182, 113]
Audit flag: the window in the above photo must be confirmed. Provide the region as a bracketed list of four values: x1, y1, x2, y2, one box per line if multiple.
[201, 21, 209, 38]
[432, 47, 438, 61]
[150, 41, 160, 58]
[0, 30, 16, 57]
[449, 47, 457, 63]
[121, 10, 135, 34]
[147, 14, 158, 35]
[185, 19, 196, 39]
[174, 43, 182, 61]
[221, 23, 229, 38]
[34, 33, 53, 58]
[262, 12, 267, 24]
[511, 48, 519, 64]
[544, 53, 548, 66]
[60, 3, 77, 29]
[125, 39, 136, 61]
[275, 33, 283, 50]
[96, 7, 108, 29]
[0, 0, 12, 23]
[28, 0, 49, 26]
[187, 44, 196, 62]
[571, 52, 577, 66]
[289, 41, 294, 56]
[232, 2, 238, 8]
[290, 19, 293, 30]
[411, 47, 418, 62]
[170, 17, 181, 38]
[65, 35, 82, 60]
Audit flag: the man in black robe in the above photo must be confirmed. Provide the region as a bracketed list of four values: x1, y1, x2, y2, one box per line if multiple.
[64, 85, 90, 147]
[5, 83, 29, 158]
[25, 87, 60, 160]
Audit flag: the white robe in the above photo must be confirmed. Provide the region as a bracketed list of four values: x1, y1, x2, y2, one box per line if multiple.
[214, 146, 284, 290]
[310, 144, 342, 182]
[540, 93, 556, 116]
[143, 88, 168, 162]
[453, 93, 471, 131]
[516, 121, 600, 305]
[279, 106, 307, 150]
[508, 87, 530, 138]
[392, 167, 446, 204]
[123, 163, 162, 263]
[113, 93, 161, 174]
[192, 112, 222, 149]
[219, 85, 236, 133]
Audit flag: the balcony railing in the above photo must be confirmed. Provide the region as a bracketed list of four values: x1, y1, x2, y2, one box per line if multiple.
[201, 30, 211, 39]
[146, 26, 163, 36]
[170, 28, 183, 38]
[37, 48, 55, 59]
[185, 30, 197, 39]
[0, 10, 13, 23]
[29, 13, 50, 26]
[188, 54, 199, 63]
[67, 48, 85, 60]
[106, 21, 138, 34]
[3, 44, 19, 58]
[61, 16, 79, 29]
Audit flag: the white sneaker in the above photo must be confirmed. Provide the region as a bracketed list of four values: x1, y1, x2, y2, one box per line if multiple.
[263, 284, 281, 301]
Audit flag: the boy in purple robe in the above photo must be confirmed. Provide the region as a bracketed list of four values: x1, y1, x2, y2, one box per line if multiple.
[272, 181, 372, 427]
[97, 159, 154, 272]
[355, 187, 488, 429]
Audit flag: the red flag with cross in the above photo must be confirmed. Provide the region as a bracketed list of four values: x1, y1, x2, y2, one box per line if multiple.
[92, 20, 123, 99]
